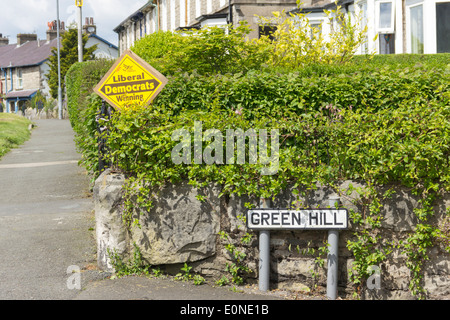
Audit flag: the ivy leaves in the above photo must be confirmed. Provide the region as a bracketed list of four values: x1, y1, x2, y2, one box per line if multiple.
[66, 23, 449, 298]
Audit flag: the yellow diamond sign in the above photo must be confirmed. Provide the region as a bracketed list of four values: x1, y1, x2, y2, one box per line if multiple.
[94, 49, 168, 111]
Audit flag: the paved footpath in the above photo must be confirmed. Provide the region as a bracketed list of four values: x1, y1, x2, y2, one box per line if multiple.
[0, 119, 98, 299]
[0, 119, 291, 302]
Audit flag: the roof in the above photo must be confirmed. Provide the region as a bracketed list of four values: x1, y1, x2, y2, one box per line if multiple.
[114, 1, 157, 33]
[0, 38, 59, 69]
[196, 13, 229, 23]
[88, 34, 118, 50]
[6, 89, 38, 99]
[289, 0, 355, 13]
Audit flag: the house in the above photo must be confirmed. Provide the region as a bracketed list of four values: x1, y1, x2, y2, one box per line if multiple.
[0, 19, 118, 114]
[290, 0, 450, 55]
[0, 28, 61, 114]
[114, 0, 449, 56]
[113, 0, 299, 54]
[84, 17, 119, 60]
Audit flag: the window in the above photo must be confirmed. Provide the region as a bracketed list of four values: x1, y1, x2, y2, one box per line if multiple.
[379, 33, 395, 54]
[376, 1, 394, 32]
[410, 4, 423, 54]
[259, 26, 277, 41]
[376, 1, 396, 54]
[309, 21, 323, 39]
[379, 2, 392, 29]
[357, 1, 369, 54]
[436, 2, 450, 53]
[16, 69, 23, 89]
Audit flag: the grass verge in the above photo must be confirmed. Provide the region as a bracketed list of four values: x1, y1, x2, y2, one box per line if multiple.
[0, 113, 32, 160]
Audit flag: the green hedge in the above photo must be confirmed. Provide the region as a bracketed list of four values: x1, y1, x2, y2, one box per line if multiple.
[104, 54, 449, 298]
[66, 51, 450, 298]
[154, 59, 448, 119]
[66, 59, 115, 178]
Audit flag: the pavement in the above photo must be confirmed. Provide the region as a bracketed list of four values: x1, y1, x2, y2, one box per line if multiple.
[0, 119, 294, 303]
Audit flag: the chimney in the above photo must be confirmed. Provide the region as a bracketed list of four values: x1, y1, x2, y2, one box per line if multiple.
[46, 20, 66, 42]
[17, 33, 37, 46]
[0, 34, 9, 46]
[83, 17, 96, 35]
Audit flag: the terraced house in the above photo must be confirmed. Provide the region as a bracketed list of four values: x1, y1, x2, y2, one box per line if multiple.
[292, 0, 450, 55]
[113, 0, 299, 54]
[0, 30, 60, 114]
[0, 19, 117, 114]
[114, 0, 450, 55]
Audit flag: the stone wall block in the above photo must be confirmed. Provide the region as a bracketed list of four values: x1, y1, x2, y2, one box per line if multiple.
[130, 182, 222, 265]
[93, 169, 128, 271]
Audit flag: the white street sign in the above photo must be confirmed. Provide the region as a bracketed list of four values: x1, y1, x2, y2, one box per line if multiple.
[247, 209, 348, 230]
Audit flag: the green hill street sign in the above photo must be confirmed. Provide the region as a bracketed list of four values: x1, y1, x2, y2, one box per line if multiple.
[247, 209, 348, 230]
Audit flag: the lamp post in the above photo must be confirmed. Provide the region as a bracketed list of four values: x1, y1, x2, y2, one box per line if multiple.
[56, 0, 62, 120]
[76, 0, 83, 63]
[228, 0, 233, 25]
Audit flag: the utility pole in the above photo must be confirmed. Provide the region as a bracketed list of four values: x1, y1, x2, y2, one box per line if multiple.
[76, 0, 83, 62]
[56, 0, 62, 120]
[228, 0, 233, 25]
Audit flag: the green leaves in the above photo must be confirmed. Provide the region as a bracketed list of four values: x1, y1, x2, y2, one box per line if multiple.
[67, 33, 449, 298]
[132, 23, 265, 76]
[47, 28, 97, 99]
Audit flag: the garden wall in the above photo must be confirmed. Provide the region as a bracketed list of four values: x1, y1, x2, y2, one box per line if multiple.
[94, 169, 450, 300]
[65, 51, 450, 300]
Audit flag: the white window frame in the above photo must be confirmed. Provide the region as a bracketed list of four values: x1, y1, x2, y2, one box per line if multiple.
[376, 0, 395, 33]
[355, 0, 369, 54]
[308, 18, 326, 41]
[406, 1, 424, 54]
[303, 11, 329, 42]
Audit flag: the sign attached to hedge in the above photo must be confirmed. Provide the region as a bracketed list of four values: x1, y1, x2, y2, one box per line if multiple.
[247, 209, 348, 230]
[94, 49, 168, 111]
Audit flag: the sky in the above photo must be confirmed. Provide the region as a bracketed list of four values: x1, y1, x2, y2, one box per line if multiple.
[0, 0, 148, 46]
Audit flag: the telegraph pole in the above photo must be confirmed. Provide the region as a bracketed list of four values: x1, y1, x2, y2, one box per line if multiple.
[76, 0, 83, 62]
[56, 0, 62, 119]
[228, 0, 233, 25]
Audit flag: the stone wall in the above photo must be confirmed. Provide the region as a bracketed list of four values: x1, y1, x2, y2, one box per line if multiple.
[93, 169, 450, 299]
[23, 107, 68, 120]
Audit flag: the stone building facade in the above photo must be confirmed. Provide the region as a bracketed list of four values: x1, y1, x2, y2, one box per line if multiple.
[114, 0, 299, 54]
[114, 0, 450, 55]
[0, 31, 59, 114]
[0, 19, 118, 114]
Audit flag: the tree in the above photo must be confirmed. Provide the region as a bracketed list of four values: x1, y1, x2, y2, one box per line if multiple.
[257, 1, 372, 69]
[47, 27, 97, 99]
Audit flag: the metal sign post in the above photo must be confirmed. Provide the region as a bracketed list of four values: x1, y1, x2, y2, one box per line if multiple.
[258, 198, 271, 292]
[247, 197, 347, 298]
[327, 197, 340, 300]
[76, 0, 83, 63]
[56, 0, 62, 119]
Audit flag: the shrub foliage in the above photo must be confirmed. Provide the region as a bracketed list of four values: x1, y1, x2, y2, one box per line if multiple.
[66, 7, 450, 298]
